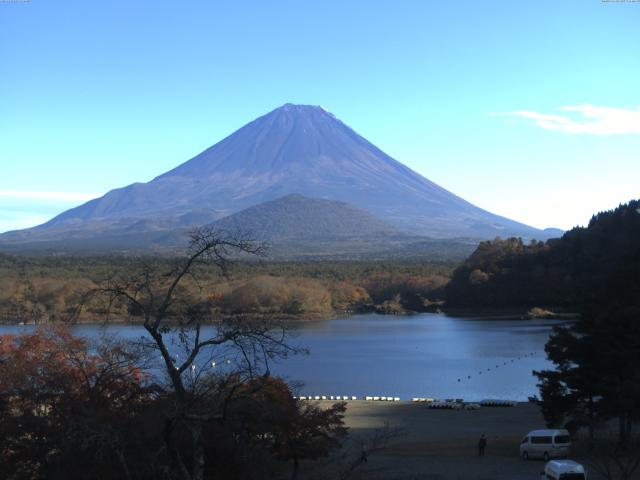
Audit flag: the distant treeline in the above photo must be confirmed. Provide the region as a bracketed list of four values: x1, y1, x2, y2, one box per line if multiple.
[0, 256, 454, 323]
[445, 199, 640, 312]
[5, 199, 637, 323]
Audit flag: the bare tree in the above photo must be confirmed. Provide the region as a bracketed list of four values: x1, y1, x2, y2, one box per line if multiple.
[337, 422, 405, 480]
[96, 227, 300, 480]
[304, 421, 404, 480]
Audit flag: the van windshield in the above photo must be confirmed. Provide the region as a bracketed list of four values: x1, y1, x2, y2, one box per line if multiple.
[555, 435, 570, 444]
[559, 474, 585, 480]
[532, 436, 553, 444]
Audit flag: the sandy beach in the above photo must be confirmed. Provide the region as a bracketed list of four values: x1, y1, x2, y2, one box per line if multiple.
[314, 401, 575, 480]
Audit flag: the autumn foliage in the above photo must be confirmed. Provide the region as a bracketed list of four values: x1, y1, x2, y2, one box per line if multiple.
[0, 328, 348, 480]
[0, 257, 454, 323]
[0, 327, 157, 479]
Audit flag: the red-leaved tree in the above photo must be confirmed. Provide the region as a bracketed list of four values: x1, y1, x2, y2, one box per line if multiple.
[0, 327, 159, 480]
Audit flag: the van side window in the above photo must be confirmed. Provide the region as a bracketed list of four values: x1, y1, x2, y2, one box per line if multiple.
[554, 435, 570, 444]
[532, 436, 553, 444]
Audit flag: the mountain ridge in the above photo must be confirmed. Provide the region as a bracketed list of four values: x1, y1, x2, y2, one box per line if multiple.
[0, 103, 560, 254]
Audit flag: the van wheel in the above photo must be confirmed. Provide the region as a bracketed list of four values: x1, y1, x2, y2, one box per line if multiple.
[522, 451, 529, 460]
[543, 452, 550, 461]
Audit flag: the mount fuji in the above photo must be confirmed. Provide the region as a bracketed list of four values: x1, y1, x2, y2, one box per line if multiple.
[0, 103, 557, 255]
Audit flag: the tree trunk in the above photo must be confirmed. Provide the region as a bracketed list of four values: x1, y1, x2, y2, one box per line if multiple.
[291, 454, 299, 480]
[191, 422, 205, 480]
[588, 395, 595, 442]
[619, 415, 628, 445]
[116, 448, 133, 480]
[164, 418, 192, 480]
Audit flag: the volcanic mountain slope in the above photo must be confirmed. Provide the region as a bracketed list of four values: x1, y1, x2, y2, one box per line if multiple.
[0, 103, 557, 252]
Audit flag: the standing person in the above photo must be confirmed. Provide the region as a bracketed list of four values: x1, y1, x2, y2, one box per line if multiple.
[360, 442, 368, 463]
[478, 434, 487, 456]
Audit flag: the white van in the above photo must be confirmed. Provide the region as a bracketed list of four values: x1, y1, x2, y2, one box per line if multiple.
[542, 459, 586, 480]
[520, 429, 571, 460]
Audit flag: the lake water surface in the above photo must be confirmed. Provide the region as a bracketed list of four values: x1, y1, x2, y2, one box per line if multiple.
[0, 313, 564, 401]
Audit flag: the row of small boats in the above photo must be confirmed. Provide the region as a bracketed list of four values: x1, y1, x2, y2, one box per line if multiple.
[294, 396, 517, 407]
[296, 395, 358, 401]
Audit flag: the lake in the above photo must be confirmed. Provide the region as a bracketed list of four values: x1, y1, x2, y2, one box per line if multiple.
[0, 313, 564, 401]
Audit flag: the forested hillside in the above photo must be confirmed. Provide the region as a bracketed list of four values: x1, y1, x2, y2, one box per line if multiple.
[212, 195, 399, 240]
[445, 199, 640, 311]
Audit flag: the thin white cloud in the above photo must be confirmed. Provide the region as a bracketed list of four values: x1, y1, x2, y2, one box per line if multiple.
[0, 190, 100, 201]
[492, 104, 640, 135]
[0, 210, 50, 233]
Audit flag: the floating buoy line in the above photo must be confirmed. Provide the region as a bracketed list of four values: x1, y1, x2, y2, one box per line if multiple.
[455, 351, 539, 384]
[293, 352, 539, 407]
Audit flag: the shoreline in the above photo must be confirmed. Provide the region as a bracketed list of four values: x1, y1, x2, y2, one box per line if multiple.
[0, 307, 580, 326]
[0, 311, 340, 326]
[441, 306, 580, 321]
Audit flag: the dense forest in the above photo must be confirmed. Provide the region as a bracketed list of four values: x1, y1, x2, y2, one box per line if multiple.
[0, 255, 454, 323]
[445, 199, 640, 312]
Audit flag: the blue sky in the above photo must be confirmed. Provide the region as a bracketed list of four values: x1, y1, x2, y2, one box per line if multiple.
[1, 0, 639, 233]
